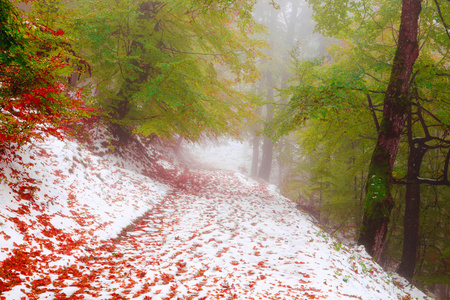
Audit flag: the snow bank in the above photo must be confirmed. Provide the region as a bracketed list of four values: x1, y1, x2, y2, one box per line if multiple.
[0, 135, 432, 299]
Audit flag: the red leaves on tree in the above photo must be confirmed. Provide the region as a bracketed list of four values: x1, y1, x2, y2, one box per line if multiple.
[0, 11, 97, 191]
[1, 9, 95, 149]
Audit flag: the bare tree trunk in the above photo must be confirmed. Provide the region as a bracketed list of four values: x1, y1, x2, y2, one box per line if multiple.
[397, 106, 450, 282]
[258, 131, 273, 181]
[397, 125, 426, 281]
[251, 81, 264, 177]
[251, 132, 260, 177]
[358, 0, 422, 258]
[258, 72, 274, 181]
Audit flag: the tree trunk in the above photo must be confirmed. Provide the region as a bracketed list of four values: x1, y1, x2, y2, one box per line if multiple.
[251, 132, 260, 177]
[109, 87, 133, 143]
[397, 111, 427, 281]
[397, 146, 425, 281]
[358, 0, 422, 258]
[258, 72, 274, 181]
[259, 133, 273, 181]
[251, 81, 264, 177]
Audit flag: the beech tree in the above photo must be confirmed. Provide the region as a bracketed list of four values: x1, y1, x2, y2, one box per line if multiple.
[270, 0, 449, 282]
[65, 0, 266, 143]
[357, 0, 423, 258]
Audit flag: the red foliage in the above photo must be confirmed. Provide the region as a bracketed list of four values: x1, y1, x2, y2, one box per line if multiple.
[0, 246, 41, 293]
[0, 13, 97, 191]
[0, 77, 95, 147]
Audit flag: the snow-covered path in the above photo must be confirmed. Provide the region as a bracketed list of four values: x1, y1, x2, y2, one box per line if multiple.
[67, 170, 331, 299]
[27, 169, 424, 300]
[0, 138, 430, 299]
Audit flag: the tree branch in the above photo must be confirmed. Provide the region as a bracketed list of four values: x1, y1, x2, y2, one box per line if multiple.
[433, 0, 450, 41]
[415, 102, 447, 125]
[417, 177, 450, 186]
[367, 94, 380, 133]
[336, 86, 385, 94]
[443, 148, 449, 182]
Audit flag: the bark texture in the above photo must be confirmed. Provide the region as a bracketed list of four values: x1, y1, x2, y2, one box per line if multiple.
[358, 0, 422, 258]
[397, 133, 426, 281]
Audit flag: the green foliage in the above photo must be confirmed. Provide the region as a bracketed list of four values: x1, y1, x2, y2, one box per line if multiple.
[29, 0, 63, 27]
[0, 0, 25, 64]
[273, 0, 449, 286]
[65, 0, 266, 141]
[279, 115, 373, 237]
[272, 34, 374, 203]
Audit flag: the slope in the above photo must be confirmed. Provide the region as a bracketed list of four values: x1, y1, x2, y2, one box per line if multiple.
[0, 136, 431, 299]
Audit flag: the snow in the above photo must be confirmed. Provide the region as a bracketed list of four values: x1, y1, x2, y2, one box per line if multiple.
[0, 136, 432, 299]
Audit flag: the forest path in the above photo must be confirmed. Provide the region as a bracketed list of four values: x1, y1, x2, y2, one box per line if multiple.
[39, 165, 408, 300]
[53, 169, 338, 299]
[0, 138, 427, 300]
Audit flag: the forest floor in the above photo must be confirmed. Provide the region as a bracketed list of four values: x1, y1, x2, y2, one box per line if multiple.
[0, 132, 431, 299]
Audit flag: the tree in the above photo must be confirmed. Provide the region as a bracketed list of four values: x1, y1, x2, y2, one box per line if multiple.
[252, 0, 323, 183]
[0, 0, 92, 157]
[269, 0, 449, 288]
[357, 0, 422, 258]
[258, 71, 274, 181]
[396, 100, 450, 282]
[66, 0, 266, 143]
[296, 0, 424, 259]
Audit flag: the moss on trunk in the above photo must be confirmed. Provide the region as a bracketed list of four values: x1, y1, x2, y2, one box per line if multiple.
[358, 142, 394, 258]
